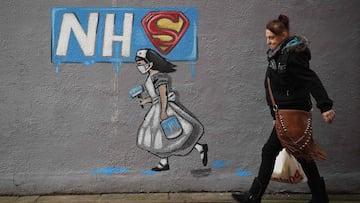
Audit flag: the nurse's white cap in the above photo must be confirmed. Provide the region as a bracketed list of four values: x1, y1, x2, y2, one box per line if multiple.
[136, 49, 148, 59]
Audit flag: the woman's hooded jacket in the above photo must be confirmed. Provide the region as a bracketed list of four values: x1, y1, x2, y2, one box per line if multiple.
[265, 36, 333, 119]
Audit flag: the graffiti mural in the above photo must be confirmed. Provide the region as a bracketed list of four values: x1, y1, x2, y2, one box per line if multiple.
[51, 7, 198, 73]
[131, 48, 207, 171]
[51, 7, 209, 172]
[52, 7, 254, 176]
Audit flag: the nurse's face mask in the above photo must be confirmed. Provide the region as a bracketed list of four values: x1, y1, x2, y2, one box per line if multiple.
[136, 60, 153, 74]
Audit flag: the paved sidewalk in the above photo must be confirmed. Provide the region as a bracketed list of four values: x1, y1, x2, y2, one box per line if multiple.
[0, 193, 359, 203]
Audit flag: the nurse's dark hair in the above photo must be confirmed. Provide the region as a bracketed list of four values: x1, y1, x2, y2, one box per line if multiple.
[266, 14, 290, 36]
[135, 48, 176, 73]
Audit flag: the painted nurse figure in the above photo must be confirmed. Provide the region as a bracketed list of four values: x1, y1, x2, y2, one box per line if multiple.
[133, 48, 208, 171]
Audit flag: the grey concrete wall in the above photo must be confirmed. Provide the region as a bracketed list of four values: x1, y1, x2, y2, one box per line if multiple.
[1, 0, 359, 195]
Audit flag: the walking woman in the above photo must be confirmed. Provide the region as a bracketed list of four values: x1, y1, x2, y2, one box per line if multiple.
[232, 15, 335, 203]
[134, 48, 208, 172]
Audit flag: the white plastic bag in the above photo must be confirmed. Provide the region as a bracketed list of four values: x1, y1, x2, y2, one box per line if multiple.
[271, 148, 308, 184]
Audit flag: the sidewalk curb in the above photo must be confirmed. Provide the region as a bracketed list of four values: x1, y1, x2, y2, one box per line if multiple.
[0, 193, 359, 203]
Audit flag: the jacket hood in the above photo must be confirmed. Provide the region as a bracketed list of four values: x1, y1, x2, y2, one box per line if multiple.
[283, 35, 309, 53]
[267, 35, 310, 59]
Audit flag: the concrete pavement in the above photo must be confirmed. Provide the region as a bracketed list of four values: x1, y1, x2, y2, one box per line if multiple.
[0, 193, 359, 203]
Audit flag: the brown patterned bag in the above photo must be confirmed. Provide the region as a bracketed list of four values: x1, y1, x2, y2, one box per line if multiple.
[267, 78, 326, 160]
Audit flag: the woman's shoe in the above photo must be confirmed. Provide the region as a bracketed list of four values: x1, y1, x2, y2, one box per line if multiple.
[151, 162, 170, 172]
[232, 178, 263, 203]
[307, 177, 329, 203]
[200, 144, 208, 166]
[232, 192, 260, 203]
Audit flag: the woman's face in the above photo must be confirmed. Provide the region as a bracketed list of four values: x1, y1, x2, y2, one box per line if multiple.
[136, 59, 147, 67]
[136, 59, 153, 74]
[266, 29, 288, 50]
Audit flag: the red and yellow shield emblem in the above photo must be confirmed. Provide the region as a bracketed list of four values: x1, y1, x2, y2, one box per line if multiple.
[142, 11, 190, 55]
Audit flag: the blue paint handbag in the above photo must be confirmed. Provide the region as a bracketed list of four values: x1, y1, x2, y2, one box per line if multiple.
[161, 116, 183, 139]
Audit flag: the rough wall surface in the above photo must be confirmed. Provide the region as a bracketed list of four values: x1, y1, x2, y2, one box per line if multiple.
[0, 0, 359, 195]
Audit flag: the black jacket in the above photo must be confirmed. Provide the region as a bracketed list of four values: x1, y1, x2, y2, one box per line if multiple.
[265, 36, 333, 119]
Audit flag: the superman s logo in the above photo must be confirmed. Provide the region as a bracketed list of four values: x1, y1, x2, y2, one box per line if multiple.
[142, 11, 190, 55]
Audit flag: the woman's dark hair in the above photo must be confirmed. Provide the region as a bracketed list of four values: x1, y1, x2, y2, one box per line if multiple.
[266, 14, 290, 36]
[135, 48, 176, 73]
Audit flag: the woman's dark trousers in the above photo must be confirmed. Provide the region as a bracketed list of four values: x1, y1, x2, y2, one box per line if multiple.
[249, 127, 328, 202]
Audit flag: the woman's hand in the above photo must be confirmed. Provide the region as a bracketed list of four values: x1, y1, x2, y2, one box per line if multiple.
[322, 109, 335, 124]
[161, 111, 168, 120]
[159, 84, 168, 121]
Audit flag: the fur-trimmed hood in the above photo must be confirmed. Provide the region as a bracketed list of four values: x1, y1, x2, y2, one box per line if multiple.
[267, 35, 310, 59]
[283, 35, 309, 53]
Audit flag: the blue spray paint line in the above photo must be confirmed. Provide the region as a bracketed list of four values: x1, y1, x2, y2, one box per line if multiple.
[55, 63, 60, 74]
[91, 167, 131, 175]
[128, 108, 137, 123]
[130, 116, 136, 123]
[140, 170, 157, 175]
[190, 61, 196, 78]
[128, 97, 138, 123]
[112, 62, 122, 73]
[54, 61, 96, 73]
[212, 160, 230, 168]
[235, 170, 253, 177]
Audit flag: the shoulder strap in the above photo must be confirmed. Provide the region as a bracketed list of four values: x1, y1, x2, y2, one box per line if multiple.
[267, 77, 277, 108]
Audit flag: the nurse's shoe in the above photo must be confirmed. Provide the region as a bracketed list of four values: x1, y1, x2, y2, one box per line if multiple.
[200, 144, 208, 166]
[151, 162, 169, 172]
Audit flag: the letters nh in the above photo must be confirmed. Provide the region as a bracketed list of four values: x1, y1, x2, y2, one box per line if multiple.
[56, 12, 133, 58]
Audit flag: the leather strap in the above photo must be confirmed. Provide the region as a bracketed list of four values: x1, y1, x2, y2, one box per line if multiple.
[267, 77, 277, 108]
